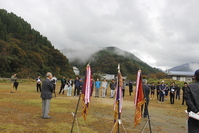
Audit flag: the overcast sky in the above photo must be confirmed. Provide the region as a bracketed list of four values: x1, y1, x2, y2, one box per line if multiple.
[1, 0, 199, 70]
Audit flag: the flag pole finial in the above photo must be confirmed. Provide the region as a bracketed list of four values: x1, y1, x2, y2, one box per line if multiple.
[118, 63, 120, 73]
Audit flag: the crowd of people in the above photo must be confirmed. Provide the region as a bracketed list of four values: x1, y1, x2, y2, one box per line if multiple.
[9, 70, 199, 133]
[36, 75, 134, 99]
[147, 80, 188, 105]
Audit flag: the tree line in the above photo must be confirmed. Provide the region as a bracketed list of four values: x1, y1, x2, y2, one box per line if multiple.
[0, 9, 74, 78]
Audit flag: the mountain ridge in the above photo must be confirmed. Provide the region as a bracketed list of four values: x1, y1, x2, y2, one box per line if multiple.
[61, 46, 160, 76]
[169, 62, 199, 72]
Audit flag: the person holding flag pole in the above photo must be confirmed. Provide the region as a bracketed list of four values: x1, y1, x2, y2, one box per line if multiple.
[134, 70, 152, 133]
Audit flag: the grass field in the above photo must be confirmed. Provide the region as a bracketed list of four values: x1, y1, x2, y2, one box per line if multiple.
[0, 81, 187, 133]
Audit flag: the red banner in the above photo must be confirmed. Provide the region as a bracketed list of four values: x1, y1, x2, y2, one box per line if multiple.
[134, 70, 145, 127]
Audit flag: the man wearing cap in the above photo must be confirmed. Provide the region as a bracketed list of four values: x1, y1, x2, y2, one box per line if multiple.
[185, 69, 199, 133]
[41, 72, 54, 119]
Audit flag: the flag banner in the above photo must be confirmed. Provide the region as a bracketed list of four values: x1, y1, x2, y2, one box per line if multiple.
[112, 71, 123, 132]
[134, 70, 145, 127]
[82, 64, 92, 120]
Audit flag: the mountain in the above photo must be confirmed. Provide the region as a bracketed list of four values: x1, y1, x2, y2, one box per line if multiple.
[62, 46, 160, 76]
[169, 62, 199, 72]
[0, 9, 74, 78]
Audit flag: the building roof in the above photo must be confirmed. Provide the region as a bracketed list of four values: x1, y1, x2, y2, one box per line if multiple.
[167, 71, 194, 76]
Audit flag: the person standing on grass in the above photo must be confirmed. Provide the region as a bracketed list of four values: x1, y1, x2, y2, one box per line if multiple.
[58, 76, 66, 94]
[95, 78, 101, 98]
[175, 84, 181, 100]
[156, 82, 160, 100]
[182, 82, 188, 105]
[74, 76, 80, 96]
[164, 84, 169, 100]
[159, 81, 166, 103]
[170, 82, 176, 104]
[79, 78, 83, 94]
[36, 75, 42, 92]
[185, 69, 199, 133]
[142, 79, 150, 118]
[150, 82, 155, 99]
[110, 79, 116, 98]
[67, 77, 73, 96]
[51, 75, 57, 96]
[122, 79, 126, 98]
[90, 79, 95, 96]
[41, 72, 54, 119]
[129, 81, 133, 96]
[10, 73, 17, 93]
[101, 78, 108, 98]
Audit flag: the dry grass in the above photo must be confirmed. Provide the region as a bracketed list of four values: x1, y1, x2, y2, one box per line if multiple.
[0, 82, 187, 133]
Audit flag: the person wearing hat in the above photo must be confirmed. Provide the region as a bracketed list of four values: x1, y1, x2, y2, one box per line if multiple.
[185, 69, 199, 132]
[182, 82, 188, 105]
[41, 72, 54, 119]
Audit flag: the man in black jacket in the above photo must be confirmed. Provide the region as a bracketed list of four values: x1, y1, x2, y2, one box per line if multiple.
[156, 82, 160, 100]
[41, 72, 54, 119]
[185, 69, 199, 133]
[59, 77, 66, 94]
[143, 79, 150, 118]
[170, 82, 176, 104]
[182, 82, 187, 105]
[74, 76, 80, 96]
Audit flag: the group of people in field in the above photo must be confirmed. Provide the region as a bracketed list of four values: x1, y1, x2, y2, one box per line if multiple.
[9, 69, 199, 132]
[148, 81, 188, 105]
[35, 75, 135, 99]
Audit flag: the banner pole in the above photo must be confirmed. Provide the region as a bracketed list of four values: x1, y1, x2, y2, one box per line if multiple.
[70, 94, 81, 133]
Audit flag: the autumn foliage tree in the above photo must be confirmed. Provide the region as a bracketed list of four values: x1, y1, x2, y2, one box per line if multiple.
[0, 9, 74, 78]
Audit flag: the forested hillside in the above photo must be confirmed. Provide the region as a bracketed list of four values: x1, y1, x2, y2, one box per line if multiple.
[70, 47, 160, 76]
[0, 9, 74, 78]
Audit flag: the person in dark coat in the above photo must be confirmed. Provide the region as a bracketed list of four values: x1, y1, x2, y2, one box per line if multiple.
[170, 82, 176, 104]
[159, 81, 166, 103]
[110, 79, 116, 98]
[182, 82, 188, 105]
[150, 82, 156, 99]
[185, 69, 199, 133]
[175, 84, 181, 100]
[74, 76, 80, 96]
[59, 77, 66, 94]
[129, 81, 133, 96]
[142, 79, 150, 118]
[41, 72, 54, 119]
[156, 82, 160, 100]
[36, 75, 42, 92]
[79, 78, 83, 93]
